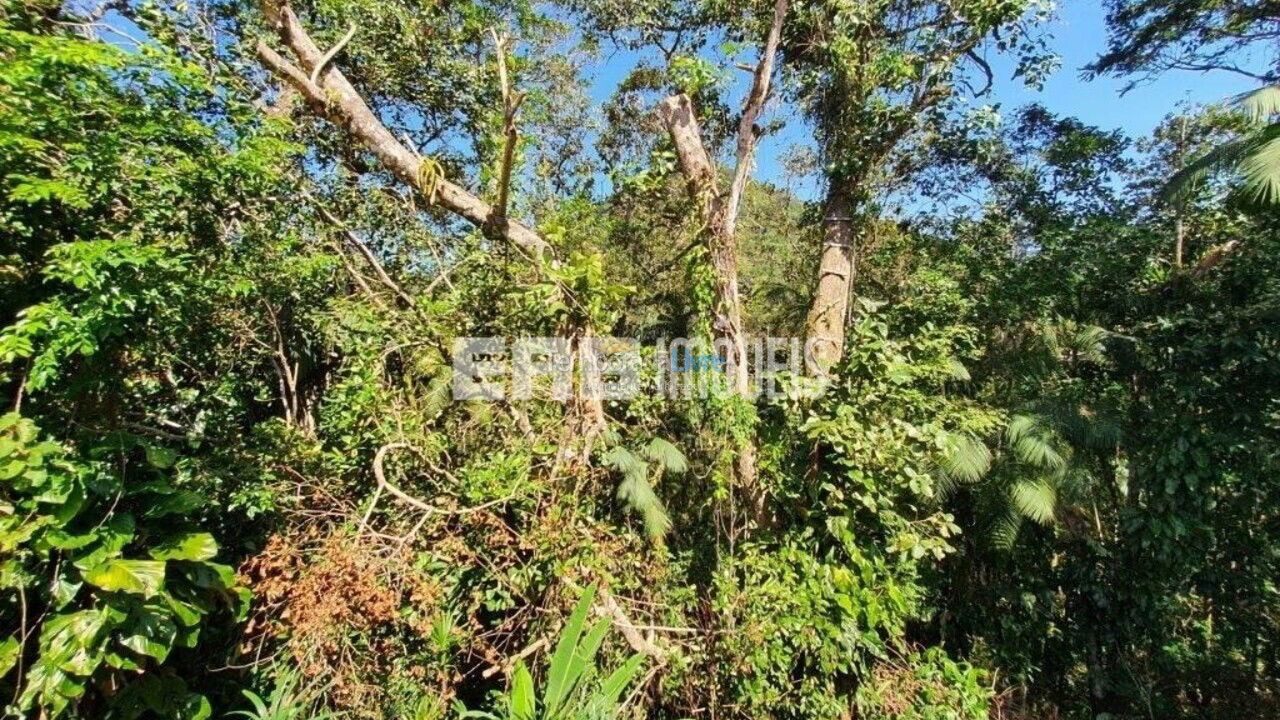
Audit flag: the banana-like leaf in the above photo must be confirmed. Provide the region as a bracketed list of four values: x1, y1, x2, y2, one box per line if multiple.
[543, 584, 596, 718]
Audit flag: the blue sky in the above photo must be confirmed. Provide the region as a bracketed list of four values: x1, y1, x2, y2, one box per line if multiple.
[987, 2, 1255, 136]
[581, 1, 1260, 198]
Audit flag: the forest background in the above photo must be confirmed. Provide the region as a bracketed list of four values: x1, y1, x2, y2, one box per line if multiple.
[1, 0, 1278, 718]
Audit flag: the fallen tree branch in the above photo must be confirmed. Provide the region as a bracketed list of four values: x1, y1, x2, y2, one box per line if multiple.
[367, 442, 517, 521]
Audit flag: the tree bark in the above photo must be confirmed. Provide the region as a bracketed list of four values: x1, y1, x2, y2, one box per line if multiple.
[805, 183, 855, 373]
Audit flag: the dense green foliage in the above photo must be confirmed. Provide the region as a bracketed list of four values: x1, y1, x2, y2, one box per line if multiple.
[1, 0, 1278, 718]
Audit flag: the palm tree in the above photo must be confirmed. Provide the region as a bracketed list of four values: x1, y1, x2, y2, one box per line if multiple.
[1165, 85, 1280, 204]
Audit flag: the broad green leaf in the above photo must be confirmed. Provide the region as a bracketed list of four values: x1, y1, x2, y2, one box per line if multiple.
[118, 608, 177, 662]
[148, 532, 217, 561]
[509, 660, 535, 720]
[83, 559, 166, 597]
[544, 583, 596, 717]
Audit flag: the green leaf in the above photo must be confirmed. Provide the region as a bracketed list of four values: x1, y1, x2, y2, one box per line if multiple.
[509, 660, 535, 720]
[544, 583, 596, 717]
[145, 446, 177, 469]
[118, 608, 178, 662]
[83, 559, 167, 597]
[1240, 128, 1280, 203]
[0, 635, 19, 677]
[148, 532, 217, 561]
[39, 609, 111, 675]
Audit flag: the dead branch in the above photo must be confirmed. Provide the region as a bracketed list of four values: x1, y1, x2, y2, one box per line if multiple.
[489, 28, 527, 224]
[309, 23, 356, 86]
[723, 0, 789, 240]
[254, 2, 550, 259]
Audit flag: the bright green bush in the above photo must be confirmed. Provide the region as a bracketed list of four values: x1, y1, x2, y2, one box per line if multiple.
[0, 414, 248, 717]
[854, 647, 993, 720]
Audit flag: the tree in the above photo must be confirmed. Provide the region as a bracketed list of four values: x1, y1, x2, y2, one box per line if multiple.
[1088, 0, 1280, 87]
[785, 0, 1051, 370]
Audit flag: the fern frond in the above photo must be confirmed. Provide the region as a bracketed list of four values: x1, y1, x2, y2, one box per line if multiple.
[1011, 478, 1057, 525]
[1066, 324, 1108, 365]
[602, 446, 647, 480]
[616, 472, 672, 541]
[642, 437, 688, 473]
[940, 433, 991, 484]
[945, 356, 971, 381]
[422, 372, 452, 421]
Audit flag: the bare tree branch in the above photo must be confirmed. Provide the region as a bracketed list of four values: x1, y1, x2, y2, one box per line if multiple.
[254, 3, 550, 260]
[724, 0, 789, 239]
[489, 28, 527, 227]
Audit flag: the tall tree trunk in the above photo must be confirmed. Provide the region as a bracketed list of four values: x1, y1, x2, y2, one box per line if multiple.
[805, 183, 855, 372]
[657, 0, 787, 521]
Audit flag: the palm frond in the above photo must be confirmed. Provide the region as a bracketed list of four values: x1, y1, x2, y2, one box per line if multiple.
[1235, 84, 1280, 124]
[1161, 131, 1267, 203]
[1011, 478, 1057, 525]
[990, 511, 1024, 551]
[642, 437, 688, 473]
[1005, 415, 1066, 472]
[939, 433, 991, 485]
[1239, 127, 1280, 203]
[1065, 324, 1108, 365]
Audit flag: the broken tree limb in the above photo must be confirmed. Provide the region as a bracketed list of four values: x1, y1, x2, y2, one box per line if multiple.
[308, 23, 355, 86]
[723, 0, 789, 241]
[254, 3, 550, 260]
[489, 28, 527, 226]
